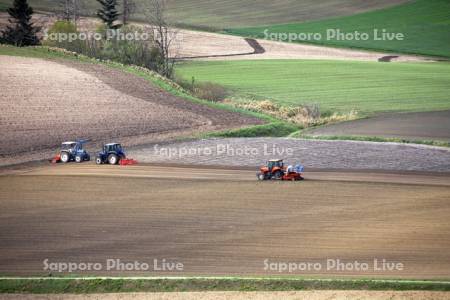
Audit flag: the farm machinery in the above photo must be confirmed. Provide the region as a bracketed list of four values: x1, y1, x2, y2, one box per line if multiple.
[95, 143, 137, 165]
[51, 140, 90, 163]
[257, 159, 304, 181]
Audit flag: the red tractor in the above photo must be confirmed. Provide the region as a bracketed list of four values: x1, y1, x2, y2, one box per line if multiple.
[257, 159, 304, 181]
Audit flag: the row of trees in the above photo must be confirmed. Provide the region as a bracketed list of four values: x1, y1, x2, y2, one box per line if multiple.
[0, 0, 176, 77]
[58, 0, 136, 28]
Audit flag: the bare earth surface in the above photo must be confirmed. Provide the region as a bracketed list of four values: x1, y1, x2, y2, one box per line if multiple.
[307, 111, 450, 141]
[129, 138, 450, 172]
[2, 291, 450, 300]
[0, 56, 261, 166]
[0, 164, 449, 278]
[0, 13, 436, 63]
[183, 34, 433, 62]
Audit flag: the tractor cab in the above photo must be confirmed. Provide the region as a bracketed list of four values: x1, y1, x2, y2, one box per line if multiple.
[61, 141, 78, 153]
[104, 143, 123, 154]
[267, 159, 284, 172]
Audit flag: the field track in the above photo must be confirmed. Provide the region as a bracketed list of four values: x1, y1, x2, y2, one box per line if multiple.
[1, 164, 449, 278]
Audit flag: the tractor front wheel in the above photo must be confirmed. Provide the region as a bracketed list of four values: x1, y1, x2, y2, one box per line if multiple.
[257, 173, 265, 181]
[75, 155, 82, 163]
[108, 154, 119, 165]
[95, 157, 102, 165]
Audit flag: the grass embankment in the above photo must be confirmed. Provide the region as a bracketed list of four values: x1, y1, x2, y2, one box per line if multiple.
[1, 277, 449, 294]
[176, 59, 450, 115]
[0, 45, 298, 137]
[227, 0, 450, 58]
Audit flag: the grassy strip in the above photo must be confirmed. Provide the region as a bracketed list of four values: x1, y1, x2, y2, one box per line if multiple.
[0, 45, 298, 137]
[293, 134, 450, 148]
[1, 277, 449, 294]
[205, 122, 299, 138]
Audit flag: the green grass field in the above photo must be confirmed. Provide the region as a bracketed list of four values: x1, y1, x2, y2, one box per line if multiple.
[1, 278, 449, 293]
[176, 60, 450, 115]
[0, 0, 406, 30]
[228, 0, 450, 58]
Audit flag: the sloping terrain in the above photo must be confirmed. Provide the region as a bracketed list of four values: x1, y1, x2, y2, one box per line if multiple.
[230, 0, 450, 57]
[0, 55, 261, 164]
[0, 0, 409, 29]
[176, 60, 450, 114]
[0, 13, 432, 62]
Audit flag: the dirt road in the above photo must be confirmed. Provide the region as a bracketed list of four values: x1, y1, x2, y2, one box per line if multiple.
[1, 164, 449, 278]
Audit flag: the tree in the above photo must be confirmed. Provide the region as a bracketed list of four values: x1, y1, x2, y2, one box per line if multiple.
[122, 0, 136, 25]
[146, 0, 178, 78]
[0, 0, 40, 46]
[96, 0, 121, 29]
[58, 0, 83, 27]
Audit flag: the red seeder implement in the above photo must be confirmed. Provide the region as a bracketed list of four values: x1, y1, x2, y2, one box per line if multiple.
[119, 158, 138, 166]
[50, 153, 61, 164]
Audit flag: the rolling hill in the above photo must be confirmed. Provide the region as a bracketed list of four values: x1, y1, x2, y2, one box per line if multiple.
[0, 0, 408, 30]
[177, 59, 450, 115]
[228, 0, 450, 57]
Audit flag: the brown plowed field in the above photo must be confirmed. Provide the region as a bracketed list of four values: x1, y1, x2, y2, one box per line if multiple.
[0, 165, 449, 279]
[0, 56, 262, 165]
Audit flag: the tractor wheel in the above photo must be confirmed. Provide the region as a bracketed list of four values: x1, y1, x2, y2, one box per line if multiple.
[273, 171, 283, 180]
[95, 157, 102, 165]
[85, 154, 90, 161]
[257, 173, 265, 181]
[75, 155, 82, 163]
[108, 154, 119, 165]
[60, 152, 70, 163]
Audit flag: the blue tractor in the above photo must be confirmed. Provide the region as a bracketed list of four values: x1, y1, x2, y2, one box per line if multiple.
[95, 143, 126, 165]
[59, 140, 90, 163]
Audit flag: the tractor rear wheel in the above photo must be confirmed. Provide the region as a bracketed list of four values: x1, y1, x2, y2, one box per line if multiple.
[108, 154, 118, 165]
[273, 171, 283, 180]
[60, 152, 70, 163]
